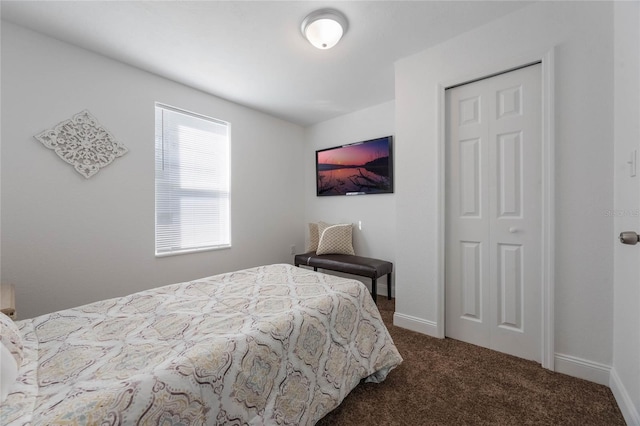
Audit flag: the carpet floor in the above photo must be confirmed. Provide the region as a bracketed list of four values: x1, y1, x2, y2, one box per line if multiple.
[317, 298, 625, 426]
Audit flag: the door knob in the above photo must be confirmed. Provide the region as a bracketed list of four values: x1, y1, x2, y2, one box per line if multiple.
[619, 231, 640, 245]
[508, 227, 519, 233]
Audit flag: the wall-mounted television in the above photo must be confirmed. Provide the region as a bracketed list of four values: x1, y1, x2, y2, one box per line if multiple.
[316, 136, 393, 196]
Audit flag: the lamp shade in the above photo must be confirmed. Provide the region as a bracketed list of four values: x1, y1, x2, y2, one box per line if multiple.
[301, 9, 348, 50]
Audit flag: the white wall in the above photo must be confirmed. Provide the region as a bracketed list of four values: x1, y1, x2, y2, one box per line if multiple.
[612, 2, 640, 424]
[1, 21, 306, 319]
[304, 101, 396, 296]
[395, 0, 615, 379]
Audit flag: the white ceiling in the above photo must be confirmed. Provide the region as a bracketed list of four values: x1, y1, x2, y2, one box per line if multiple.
[1, 1, 533, 126]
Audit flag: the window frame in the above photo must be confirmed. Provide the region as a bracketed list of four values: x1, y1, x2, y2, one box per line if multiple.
[154, 102, 231, 257]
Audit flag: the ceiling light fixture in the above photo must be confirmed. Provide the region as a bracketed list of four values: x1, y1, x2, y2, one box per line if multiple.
[301, 9, 348, 50]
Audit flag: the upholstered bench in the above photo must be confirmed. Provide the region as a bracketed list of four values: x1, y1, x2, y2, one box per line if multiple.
[294, 252, 393, 302]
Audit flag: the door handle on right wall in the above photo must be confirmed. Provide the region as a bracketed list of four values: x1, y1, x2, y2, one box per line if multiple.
[619, 231, 640, 245]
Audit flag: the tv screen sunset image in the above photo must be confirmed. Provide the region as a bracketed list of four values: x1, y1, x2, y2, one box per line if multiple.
[316, 136, 393, 196]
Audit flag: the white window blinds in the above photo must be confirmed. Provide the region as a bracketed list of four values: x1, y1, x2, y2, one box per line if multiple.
[155, 103, 230, 256]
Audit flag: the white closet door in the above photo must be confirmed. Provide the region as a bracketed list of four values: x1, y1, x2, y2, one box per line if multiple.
[445, 64, 542, 362]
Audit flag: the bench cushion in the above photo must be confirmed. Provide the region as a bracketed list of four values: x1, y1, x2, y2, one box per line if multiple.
[294, 252, 392, 279]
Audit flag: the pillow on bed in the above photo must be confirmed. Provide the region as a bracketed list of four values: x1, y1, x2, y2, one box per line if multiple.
[316, 222, 355, 255]
[0, 312, 22, 403]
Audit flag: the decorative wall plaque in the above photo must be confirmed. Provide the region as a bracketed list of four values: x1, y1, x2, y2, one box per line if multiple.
[34, 110, 128, 178]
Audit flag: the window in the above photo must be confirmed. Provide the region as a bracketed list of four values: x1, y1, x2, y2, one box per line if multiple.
[155, 103, 230, 256]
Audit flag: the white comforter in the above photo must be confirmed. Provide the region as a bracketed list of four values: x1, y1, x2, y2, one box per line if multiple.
[1, 264, 402, 425]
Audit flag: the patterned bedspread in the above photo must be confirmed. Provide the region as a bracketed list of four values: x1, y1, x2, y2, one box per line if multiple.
[0, 264, 402, 425]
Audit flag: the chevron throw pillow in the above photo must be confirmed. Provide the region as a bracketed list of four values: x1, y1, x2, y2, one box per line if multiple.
[316, 223, 355, 255]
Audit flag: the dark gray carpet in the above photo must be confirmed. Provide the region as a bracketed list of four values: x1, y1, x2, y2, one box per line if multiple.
[317, 298, 625, 425]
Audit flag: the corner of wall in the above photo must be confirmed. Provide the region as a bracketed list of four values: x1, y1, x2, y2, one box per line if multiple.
[610, 367, 640, 426]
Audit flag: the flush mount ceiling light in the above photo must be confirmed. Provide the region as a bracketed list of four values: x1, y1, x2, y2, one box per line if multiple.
[301, 8, 348, 50]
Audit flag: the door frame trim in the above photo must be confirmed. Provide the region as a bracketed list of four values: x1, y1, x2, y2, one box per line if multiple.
[436, 48, 556, 370]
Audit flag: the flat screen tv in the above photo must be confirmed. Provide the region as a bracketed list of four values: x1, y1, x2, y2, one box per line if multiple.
[316, 136, 393, 196]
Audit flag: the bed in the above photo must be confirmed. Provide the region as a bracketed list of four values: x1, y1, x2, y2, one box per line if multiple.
[0, 263, 402, 425]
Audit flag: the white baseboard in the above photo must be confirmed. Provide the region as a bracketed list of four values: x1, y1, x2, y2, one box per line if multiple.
[610, 367, 640, 426]
[554, 353, 610, 386]
[393, 312, 439, 337]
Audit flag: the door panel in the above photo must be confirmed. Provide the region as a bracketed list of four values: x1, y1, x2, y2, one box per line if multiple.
[445, 64, 542, 362]
[497, 243, 523, 330]
[460, 138, 481, 217]
[461, 241, 482, 321]
[497, 131, 522, 217]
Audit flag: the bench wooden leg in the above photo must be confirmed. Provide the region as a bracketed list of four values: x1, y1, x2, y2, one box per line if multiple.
[388, 274, 392, 300]
[371, 278, 377, 303]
